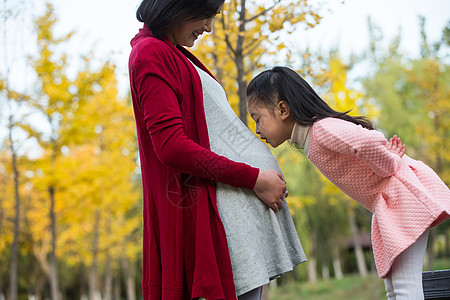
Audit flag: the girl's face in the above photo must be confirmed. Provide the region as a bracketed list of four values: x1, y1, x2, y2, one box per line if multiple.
[166, 4, 223, 47]
[247, 98, 294, 148]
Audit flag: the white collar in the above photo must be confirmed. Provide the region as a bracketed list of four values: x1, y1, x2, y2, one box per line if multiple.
[290, 123, 311, 153]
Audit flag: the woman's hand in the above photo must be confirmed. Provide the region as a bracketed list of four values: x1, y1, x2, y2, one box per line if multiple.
[253, 170, 287, 212]
[386, 135, 406, 157]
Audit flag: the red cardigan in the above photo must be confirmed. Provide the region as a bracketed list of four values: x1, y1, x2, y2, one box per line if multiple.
[129, 26, 260, 300]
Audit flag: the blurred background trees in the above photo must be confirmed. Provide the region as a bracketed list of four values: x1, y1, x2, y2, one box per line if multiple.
[0, 0, 449, 299]
[1, 2, 141, 299]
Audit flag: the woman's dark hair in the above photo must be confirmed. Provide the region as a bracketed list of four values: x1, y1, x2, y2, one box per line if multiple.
[247, 66, 374, 130]
[136, 0, 224, 39]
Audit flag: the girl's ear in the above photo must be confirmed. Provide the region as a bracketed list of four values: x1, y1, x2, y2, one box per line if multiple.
[278, 101, 291, 120]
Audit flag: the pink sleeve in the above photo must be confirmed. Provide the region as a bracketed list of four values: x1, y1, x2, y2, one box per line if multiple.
[131, 57, 259, 190]
[315, 119, 402, 177]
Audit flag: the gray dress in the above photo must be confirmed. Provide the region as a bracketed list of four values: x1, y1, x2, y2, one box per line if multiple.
[191, 62, 306, 296]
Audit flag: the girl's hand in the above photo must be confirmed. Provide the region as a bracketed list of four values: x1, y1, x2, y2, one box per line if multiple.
[254, 170, 287, 212]
[386, 135, 406, 157]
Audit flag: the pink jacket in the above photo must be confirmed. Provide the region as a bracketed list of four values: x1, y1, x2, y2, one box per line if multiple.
[307, 118, 450, 278]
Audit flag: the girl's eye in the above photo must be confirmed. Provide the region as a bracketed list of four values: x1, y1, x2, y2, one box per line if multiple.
[256, 118, 260, 124]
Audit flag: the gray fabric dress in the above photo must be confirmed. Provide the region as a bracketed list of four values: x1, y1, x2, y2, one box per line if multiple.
[190, 62, 307, 296]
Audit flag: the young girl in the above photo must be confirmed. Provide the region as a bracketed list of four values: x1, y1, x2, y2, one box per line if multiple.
[246, 66, 450, 299]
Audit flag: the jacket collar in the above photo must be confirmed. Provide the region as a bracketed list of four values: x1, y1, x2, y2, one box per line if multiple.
[290, 123, 310, 153]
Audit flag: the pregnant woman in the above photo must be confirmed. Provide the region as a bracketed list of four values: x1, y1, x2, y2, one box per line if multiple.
[128, 0, 306, 299]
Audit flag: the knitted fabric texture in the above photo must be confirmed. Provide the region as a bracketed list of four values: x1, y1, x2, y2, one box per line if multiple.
[307, 118, 450, 278]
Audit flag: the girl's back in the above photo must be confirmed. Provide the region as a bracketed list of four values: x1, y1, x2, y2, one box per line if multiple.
[308, 117, 399, 211]
[306, 117, 450, 277]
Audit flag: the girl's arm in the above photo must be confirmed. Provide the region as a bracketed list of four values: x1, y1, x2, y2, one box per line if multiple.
[315, 119, 402, 177]
[132, 57, 286, 210]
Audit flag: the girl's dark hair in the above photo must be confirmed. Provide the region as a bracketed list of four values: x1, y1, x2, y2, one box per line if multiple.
[247, 66, 374, 130]
[136, 0, 224, 39]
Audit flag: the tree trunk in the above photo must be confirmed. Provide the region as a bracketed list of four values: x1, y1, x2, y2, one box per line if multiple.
[104, 255, 113, 300]
[79, 266, 88, 300]
[0, 278, 3, 300]
[261, 284, 269, 300]
[332, 247, 343, 279]
[0, 194, 3, 300]
[113, 276, 121, 300]
[425, 116, 441, 271]
[49, 186, 59, 300]
[33, 238, 51, 276]
[89, 210, 101, 300]
[307, 257, 317, 283]
[235, 0, 248, 126]
[320, 248, 330, 280]
[9, 115, 20, 300]
[370, 256, 380, 300]
[348, 209, 367, 277]
[426, 227, 436, 271]
[122, 257, 136, 300]
[445, 229, 450, 257]
[33, 273, 46, 300]
[0, 186, 4, 238]
[236, 53, 247, 126]
[211, 23, 223, 83]
[321, 263, 330, 281]
[307, 231, 318, 283]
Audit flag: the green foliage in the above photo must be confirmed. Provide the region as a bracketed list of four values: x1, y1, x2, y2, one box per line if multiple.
[362, 18, 450, 185]
[0, 3, 141, 297]
[270, 273, 385, 300]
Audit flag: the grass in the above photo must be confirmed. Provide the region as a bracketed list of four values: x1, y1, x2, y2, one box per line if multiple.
[269, 274, 385, 300]
[268, 257, 450, 300]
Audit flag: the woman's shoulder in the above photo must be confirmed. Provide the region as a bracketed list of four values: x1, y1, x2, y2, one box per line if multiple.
[131, 36, 176, 63]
